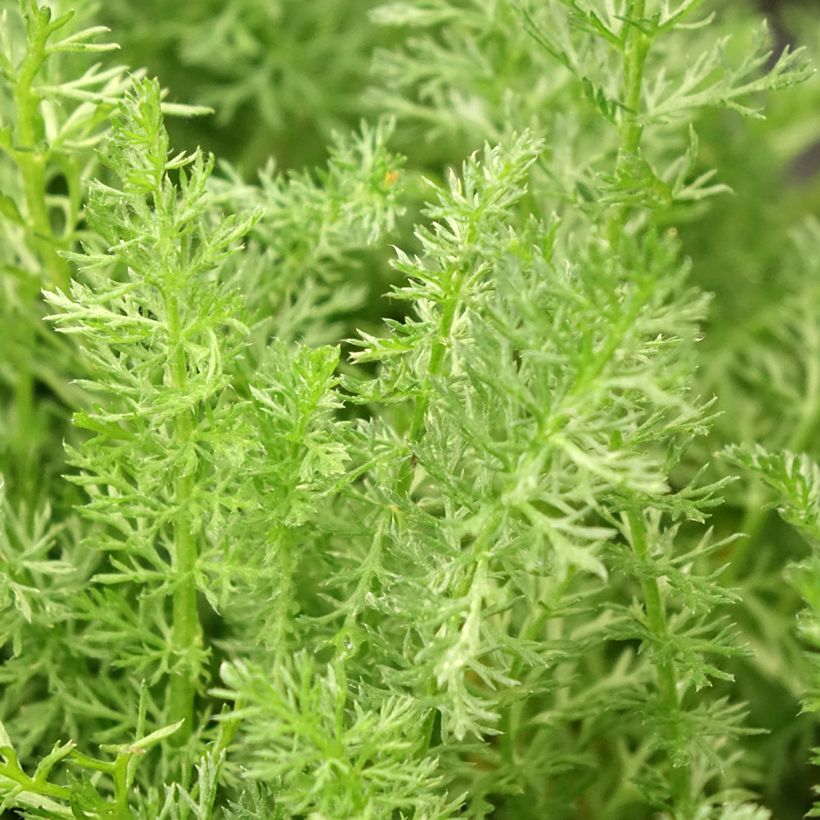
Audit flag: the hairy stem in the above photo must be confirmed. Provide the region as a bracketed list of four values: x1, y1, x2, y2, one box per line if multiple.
[602, 8, 693, 809]
[111, 754, 133, 819]
[12, 324, 36, 496]
[0, 768, 70, 802]
[10, 7, 71, 496]
[628, 511, 692, 815]
[14, 10, 71, 291]
[166, 292, 201, 741]
[397, 285, 462, 496]
[393, 273, 466, 751]
[607, 0, 651, 247]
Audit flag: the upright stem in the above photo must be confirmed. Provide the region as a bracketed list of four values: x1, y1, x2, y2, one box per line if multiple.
[395, 305, 455, 744]
[166, 293, 201, 741]
[607, 7, 664, 692]
[396, 273, 463, 496]
[607, 0, 651, 247]
[10, 7, 71, 497]
[604, 6, 692, 815]
[111, 754, 134, 820]
[14, 12, 71, 292]
[628, 511, 692, 814]
[12, 323, 36, 498]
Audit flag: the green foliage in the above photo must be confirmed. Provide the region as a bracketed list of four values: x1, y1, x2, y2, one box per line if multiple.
[0, 1, 818, 818]
[43, 75, 261, 745]
[0, 0, 128, 499]
[215, 655, 459, 819]
[212, 119, 405, 346]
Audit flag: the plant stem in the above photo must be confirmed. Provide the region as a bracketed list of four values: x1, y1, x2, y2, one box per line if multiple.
[14, 10, 71, 292]
[10, 6, 71, 497]
[12, 322, 36, 497]
[395, 281, 463, 746]
[628, 511, 692, 815]
[111, 754, 133, 819]
[166, 292, 201, 742]
[0, 768, 70, 801]
[410, 303, 457, 441]
[397, 270, 463, 496]
[607, 0, 651, 247]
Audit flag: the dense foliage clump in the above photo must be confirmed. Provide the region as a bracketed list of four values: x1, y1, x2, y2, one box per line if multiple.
[0, 1, 819, 817]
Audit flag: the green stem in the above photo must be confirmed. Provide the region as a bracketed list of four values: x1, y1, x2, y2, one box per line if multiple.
[607, 0, 651, 248]
[166, 293, 201, 742]
[502, 572, 574, 768]
[14, 10, 71, 292]
[628, 511, 692, 815]
[12, 320, 36, 496]
[391, 281, 464, 747]
[396, 276, 462, 496]
[111, 754, 133, 819]
[0, 769, 70, 802]
[599, 6, 693, 813]
[269, 532, 298, 660]
[9, 5, 71, 498]
[335, 528, 383, 654]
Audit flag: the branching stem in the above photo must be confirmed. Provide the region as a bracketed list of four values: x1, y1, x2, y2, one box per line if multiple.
[397, 275, 463, 496]
[627, 511, 692, 815]
[166, 291, 202, 742]
[14, 9, 71, 292]
[11, 6, 71, 494]
[607, 0, 651, 247]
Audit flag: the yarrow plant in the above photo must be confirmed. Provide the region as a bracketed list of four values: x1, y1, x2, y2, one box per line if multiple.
[0, 0, 819, 817]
